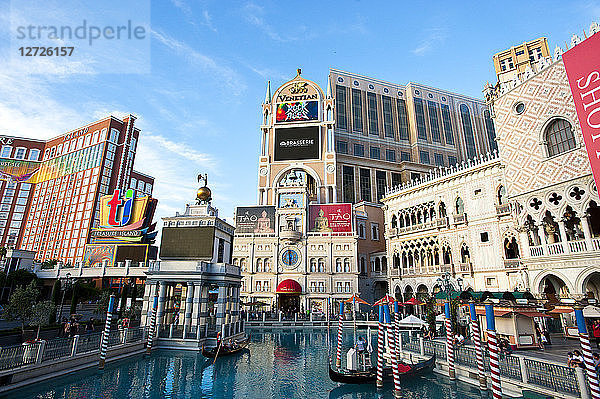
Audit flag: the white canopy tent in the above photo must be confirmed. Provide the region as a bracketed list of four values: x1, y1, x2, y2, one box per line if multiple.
[398, 315, 427, 327]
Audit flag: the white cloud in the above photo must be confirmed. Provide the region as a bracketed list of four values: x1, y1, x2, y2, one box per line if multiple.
[412, 27, 447, 56]
[151, 29, 246, 95]
[242, 3, 315, 42]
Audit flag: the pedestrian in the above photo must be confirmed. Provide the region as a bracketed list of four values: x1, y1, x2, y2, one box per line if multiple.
[593, 352, 600, 374]
[573, 350, 585, 368]
[592, 320, 600, 349]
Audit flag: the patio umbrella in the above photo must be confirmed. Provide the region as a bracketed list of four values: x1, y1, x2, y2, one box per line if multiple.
[344, 294, 370, 305]
[403, 297, 424, 306]
[373, 295, 396, 306]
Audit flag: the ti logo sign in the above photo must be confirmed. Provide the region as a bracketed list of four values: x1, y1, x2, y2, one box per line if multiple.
[107, 189, 134, 226]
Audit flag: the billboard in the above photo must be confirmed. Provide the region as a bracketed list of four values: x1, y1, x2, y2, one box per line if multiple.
[308, 203, 353, 233]
[235, 206, 276, 234]
[83, 244, 116, 267]
[160, 226, 215, 259]
[0, 159, 41, 183]
[276, 101, 319, 123]
[274, 126, 320, 161]
[563, 32, 600, 192]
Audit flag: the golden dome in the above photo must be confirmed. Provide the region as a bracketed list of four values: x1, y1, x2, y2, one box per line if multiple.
[196, 186, 212, 202]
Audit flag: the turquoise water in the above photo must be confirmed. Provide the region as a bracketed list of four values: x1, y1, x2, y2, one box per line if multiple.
[2, 330, 488, 399]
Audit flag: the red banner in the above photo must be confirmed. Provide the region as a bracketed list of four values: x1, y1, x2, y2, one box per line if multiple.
[308, 204, 352, 233]
[563, 32, 600, 190]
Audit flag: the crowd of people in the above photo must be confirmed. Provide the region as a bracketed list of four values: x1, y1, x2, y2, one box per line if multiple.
[61, 317, 96, 337]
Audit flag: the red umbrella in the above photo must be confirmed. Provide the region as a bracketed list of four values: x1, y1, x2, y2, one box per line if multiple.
[403, 297, 424, 306]
[344, 294, 370, 305]
[373, 295, 396, 306]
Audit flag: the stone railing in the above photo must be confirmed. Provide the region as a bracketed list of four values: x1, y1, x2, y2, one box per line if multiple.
[456, 262, 471, 274]
[503, 258, 521, 269]
[547, 242, 565, 256]
[388, 218, 450, 237]
[453, 213, 467, 225]
[495, 203, 512, 216]
[568, 240, 587, 253]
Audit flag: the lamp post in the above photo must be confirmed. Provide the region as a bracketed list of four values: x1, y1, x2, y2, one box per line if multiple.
[58, 272, 72, 324]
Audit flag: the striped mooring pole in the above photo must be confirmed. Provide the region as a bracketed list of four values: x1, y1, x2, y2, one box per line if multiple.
[146, 295, 159, 355]
[394, 301, 401, 352]
[485, 302, 502, 399]
[384, 303, 401, 397]
[469, 301, 487, 390]
[99, 294, 116, 369]
[335, 301, 344, 368]
[444, 302, 455, 380]
[376, 305, 385, 388]
[574, 305, 600, 399]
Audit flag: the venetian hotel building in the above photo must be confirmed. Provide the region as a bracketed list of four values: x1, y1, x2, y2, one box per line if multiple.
[0, 114, 154, 266]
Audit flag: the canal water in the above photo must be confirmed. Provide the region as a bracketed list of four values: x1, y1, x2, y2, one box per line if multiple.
[2, 329, 489, 399]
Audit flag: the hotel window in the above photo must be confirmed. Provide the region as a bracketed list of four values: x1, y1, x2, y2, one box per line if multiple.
[448, 155, 457, 166]
[369, 146, 380, 160]
[414, 98, 427, 140]
[109, 128, 119, 143]
[400, 151, 411, 162]
[344, 259, 350, 272]
[335, 85, 348, 131]
[336, 259, 342, 273]
[386, 149, 396, 162]
[351, 89, 363, 132]
[382, 96, 394, 138]
[28, 149, 40, 161]
[441, 104, 454, 145]
[130, 137, 137, 152]
[483, 110, 498, 152]
[434, 153, 444, 167]
[353, 143, 364, 157]
[131, 178, 137, 189]
[14, 147, 26, 159]
[420, 151, 430, 164]
[397, 99, 409, 140]
[146, 183, 153, 194]
[427, 101, 441, 142]
[391, 172, 402, 187]
[318, 258, 325, 272]
[137, 180, 144, 190]
[371, 223, 380, 240]
[310, 259, 316, 272]
[460, 104, 476, 159]
[344, 282, 351, 293]
[310, 281, 317, 292]
[367, 92, 378, 135]
[336, 282, 343, 293]
[359, 168, 371, 202]
[336, 140, 348, 154]
[1, 146, 12, 158]
[318, 281, 325, 292]
[342, 166, 355, 203]
[376, 170, 386, 202]
[545, 118, 576, 156]
[508, 58, 514, 69]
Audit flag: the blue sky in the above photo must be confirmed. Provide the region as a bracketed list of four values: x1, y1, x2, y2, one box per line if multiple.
[0, 0, 599, 227]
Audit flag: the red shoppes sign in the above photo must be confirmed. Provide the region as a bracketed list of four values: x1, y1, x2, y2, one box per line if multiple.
[308, 204, 352, 233]
[563, 32, 600, 190]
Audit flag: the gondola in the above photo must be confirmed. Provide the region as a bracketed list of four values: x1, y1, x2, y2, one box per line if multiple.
[201, 336, 250, 359]
[328, 355, 435, 384]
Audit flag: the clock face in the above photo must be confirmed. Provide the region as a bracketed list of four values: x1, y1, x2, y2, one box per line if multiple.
[280, 247, 301, 270]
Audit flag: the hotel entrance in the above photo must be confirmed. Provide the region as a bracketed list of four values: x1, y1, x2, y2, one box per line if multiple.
[276, 279, 302, 313]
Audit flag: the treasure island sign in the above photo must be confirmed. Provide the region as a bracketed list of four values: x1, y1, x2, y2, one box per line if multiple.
[563, 30, 600, 191]
[276, 80, 320, 123]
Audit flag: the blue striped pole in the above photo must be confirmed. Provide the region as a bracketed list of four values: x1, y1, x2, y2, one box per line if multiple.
[574, 305, 600, 399]
[99, 294, 116, 369]
[146, 294, 159, 355]
[469, 301, 486, 390]
[376, 305, 384, 388]
[485, 302, 502, 399]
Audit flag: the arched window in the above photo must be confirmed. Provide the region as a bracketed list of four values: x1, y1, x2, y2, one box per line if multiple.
[439, 202, 447, 218]
[460, 104, 476, 159]
[455, 197, 464, 214]
[391, 214, 397, 228]
[483, 110, 497, 152]
[360, 257, 366, 274]
[504, 237, 520, 259]
[344, 258, 350, 272]
[318, 258, 325, 272]
[460, 244, 470, 263]
[336, 258, 342, 273]
[375, 257, 381, 272]
[264, 258, 271, 272]
[545, 118, 576, 157]
[310, 258, 316, 272]
[497, 185, 507, 205]
[240, 258, 247, 272]
[232, 258, 238, 266]
[256, 258, 263, 273]
[399, 214, 405, 227]
[588, 201, 600, 237]
[382, 256, 387, 272]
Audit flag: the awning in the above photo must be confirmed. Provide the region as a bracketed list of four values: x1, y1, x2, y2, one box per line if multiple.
[276, 279, 302, 294]
[549, 307, 574, 314]
[435, 291, 460, 300]
[475, 308, 511, 317]
[516, 311, 549, 318]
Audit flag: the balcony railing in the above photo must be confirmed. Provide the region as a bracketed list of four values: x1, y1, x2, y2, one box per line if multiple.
[503, 259, 521, 269]
[389, 268, 400, 277]
[547, 242, 565, 255]
[456, 262, 471, 273]
[453, 213, 467, 224]
[568, 239, 587, 253]
[495, 203, 512, 216]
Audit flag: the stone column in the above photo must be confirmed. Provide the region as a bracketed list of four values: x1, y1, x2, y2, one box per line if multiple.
[155, 282, 167, 334]
[537, 224, 548, 255]
[558, 220, 570, 254]
[216, 285, 227, 332]
[141, 282, 156, 326]
[191, 282, 202, 338]
[581, 216, 594, 251]
[198, 285, 209, 335]
[183, 283, 194, 339]
[517, 228, 530, 259]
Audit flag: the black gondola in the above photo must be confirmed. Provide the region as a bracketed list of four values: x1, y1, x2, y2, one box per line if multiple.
[202, 336, 250, 358]
[328, 355, 435, 384]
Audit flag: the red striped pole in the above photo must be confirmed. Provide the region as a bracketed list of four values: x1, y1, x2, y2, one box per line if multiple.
[384, 303, 401, 397]
[468, 302, 486, 390]
[485, 302, 502, 399]
[376, 305, 384, 388]
[574, 305, 600, 399]
[444, 302, 455, 380]
[336, 302, 344, 368]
